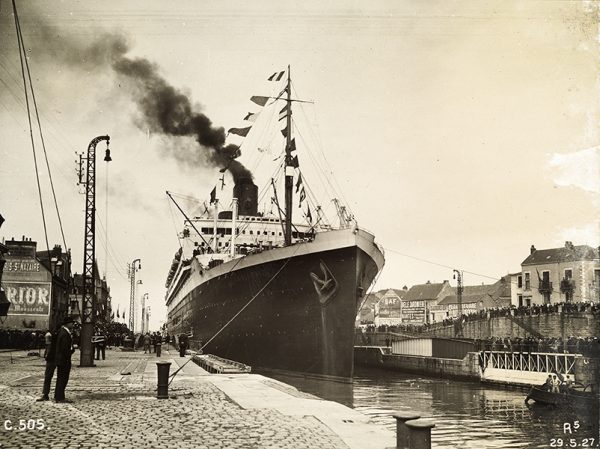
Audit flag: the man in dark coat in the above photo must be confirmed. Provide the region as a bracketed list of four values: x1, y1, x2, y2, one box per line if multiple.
[54, 317, 76, 403]
[36, 328, 58, 401]
[178, 333, 188, 357]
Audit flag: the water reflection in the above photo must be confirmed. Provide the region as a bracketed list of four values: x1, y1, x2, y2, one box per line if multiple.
[268, 366, 599, 449]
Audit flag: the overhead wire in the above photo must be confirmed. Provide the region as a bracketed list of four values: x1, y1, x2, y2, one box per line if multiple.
[12, 0, 51, 259]
[382, 246, 595, 302]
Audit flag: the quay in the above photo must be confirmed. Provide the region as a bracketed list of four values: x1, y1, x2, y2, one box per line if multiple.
[0, 347, 395, 449]
[354, 340, 599, 389]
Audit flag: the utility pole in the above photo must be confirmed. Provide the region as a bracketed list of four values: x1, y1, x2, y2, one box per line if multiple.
[79, 135, 111, 367]
[453, 269, 464, 338]
[128, 259, 141, 332]
[141, 293, 148, 334]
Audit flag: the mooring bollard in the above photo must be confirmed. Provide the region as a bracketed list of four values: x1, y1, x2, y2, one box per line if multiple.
[156, 361, 171, 399]
[156, 342, 162, 357]
[405, 418, 435, 449]
[393, 411, 421, 449]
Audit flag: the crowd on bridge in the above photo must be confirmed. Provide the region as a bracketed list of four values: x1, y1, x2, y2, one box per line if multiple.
[474, 336, 600, 357]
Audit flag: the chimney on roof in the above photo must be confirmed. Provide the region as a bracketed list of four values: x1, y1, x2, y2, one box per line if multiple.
[530, 245, 536, 254]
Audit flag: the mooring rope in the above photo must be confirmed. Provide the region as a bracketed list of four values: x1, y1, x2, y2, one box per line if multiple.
[167, 245, 300, 385]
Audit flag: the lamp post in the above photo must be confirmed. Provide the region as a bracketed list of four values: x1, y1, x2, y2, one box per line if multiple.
[146, 306, 151, 334]
[80, 135, 112, 367]
[128, 259, 141, 332]
[136, 280, 143, 333]
[453, 269, 464, 338]
[141, 293, 148, 334]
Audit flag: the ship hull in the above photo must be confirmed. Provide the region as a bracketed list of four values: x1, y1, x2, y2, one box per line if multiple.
[166, 228, 383, 380]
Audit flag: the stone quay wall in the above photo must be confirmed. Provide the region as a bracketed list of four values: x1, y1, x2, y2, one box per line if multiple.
[425, 313, 599, 339]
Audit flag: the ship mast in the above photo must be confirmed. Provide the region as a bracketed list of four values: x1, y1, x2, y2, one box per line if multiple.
[284, 65, 293, 246]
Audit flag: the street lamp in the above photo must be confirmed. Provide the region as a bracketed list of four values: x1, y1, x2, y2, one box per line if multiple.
[453, 269, 464, 337]
[128, 259, 141, 332]
[79, 135, 112, 368]
[141, 292, 148, 334]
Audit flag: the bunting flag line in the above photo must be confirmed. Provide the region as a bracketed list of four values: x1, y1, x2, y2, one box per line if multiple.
[279, 104, 289, 121]
[250, 96, 269, 106]
[210, 186, 217, 204]
[228, 126, 252, 137]
[268, 70, 285, 81]
[281, 125, 288, 138]
[306, 205, 313, 223]
[295, 173, 303, 193]
[244, 112, 258, 122]
[290, 155, 299, 168]
[299, 187, 306, 205]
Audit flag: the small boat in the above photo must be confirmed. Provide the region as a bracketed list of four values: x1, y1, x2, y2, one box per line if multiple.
[525, 385, 598, 408]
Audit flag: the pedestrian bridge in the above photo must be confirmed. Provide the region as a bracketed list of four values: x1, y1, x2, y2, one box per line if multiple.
[479, 351, 576, 374]
[478, 351, 580, 385]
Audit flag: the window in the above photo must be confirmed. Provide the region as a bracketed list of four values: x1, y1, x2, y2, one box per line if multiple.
[518, 295, 523, 307]
[564, 269, 572, 279]
[524, 272, 530, 290]
[517, 275, 522, 288]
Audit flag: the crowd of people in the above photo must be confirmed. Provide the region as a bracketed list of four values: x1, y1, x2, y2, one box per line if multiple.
[362, 301, 600, 335]
[474, 336, 600, 357]
[0, 321, 134, 352]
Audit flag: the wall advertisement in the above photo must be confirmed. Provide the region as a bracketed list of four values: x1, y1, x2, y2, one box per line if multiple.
[3, 281, 51, 316]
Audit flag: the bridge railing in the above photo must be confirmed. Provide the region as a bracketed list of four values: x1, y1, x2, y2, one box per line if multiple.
[479, 351, 577, 375]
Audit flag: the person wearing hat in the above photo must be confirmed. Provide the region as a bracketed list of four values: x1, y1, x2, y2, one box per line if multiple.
[54, 316, 76, 403]
[36, 327, 58, 402]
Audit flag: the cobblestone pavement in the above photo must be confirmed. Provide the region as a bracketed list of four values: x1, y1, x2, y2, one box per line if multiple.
[0, 348, 355, 449]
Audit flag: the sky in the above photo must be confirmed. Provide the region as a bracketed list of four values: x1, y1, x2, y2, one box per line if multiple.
[0, 0, 599, 331]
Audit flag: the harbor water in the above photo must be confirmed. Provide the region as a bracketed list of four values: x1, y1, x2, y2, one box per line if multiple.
[269, 366, 599, 449]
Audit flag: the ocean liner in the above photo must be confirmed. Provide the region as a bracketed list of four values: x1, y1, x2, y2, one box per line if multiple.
[164, 68, 384, 380]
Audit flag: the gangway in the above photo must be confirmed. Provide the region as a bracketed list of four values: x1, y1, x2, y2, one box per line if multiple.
[193, 354, 251, 374]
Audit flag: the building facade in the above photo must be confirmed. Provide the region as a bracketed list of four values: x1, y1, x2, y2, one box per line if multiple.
[520, 242, 600, 305]
[0, 238, 71, 331]
[373, 288, 407, 326]
[70, 263, 112, 324]
[401, 281, 454, 324]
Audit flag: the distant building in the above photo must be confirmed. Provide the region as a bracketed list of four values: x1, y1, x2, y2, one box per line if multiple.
[520, 242, 600, 305]
[356, 291, 382, 324]
[401, 281, 453, 324]
[436, 277, 511, 318]
[70, 263, 112, 323]
[1, 237, 71, 331]
[373, 288, 408, 326]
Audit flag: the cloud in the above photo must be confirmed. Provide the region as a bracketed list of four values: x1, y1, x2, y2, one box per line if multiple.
[548, 146, 600, 193]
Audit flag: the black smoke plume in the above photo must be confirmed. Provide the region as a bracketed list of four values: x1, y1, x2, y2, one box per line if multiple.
[34, 25, 252, 182]
[112, 56, 252, 182]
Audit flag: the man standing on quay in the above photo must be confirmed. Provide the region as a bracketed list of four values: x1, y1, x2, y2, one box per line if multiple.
[54, 317, 76, 403]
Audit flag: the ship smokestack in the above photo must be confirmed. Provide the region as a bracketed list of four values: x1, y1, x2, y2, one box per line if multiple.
[234, 178, 258, 216]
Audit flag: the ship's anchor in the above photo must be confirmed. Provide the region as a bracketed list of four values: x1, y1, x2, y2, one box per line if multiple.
[310, 261, 339, 306]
